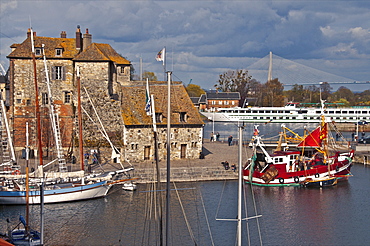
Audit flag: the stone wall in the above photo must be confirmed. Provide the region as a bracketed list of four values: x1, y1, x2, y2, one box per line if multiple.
[124, 125, 203, 163]
[9, 58, 74, 149]
[75, 62, 124, 148]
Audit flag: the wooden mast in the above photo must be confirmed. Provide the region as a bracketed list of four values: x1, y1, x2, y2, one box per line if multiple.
[30, 28, 43, 168]
[77, 67, 84, 171]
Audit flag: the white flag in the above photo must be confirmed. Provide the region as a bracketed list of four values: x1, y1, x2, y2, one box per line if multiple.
[155, 47, 165, 65]
[145, 79, 152, 115]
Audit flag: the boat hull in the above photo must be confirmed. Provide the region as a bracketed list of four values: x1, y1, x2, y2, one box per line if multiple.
[0, 181, 111, 205]
[300, 177, 338, 187]
[243, 161, 352, 187]
[201, 105, 370, 123]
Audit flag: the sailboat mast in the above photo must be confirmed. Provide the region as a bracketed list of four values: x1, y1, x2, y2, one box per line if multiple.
[237, 126, 243, 246]
[30, 28, 44, 167]
[165, 71, 171, 246]
[148, 80, 164, 244]
[25, 122, 30, 236]
[77, 67, 84, 171]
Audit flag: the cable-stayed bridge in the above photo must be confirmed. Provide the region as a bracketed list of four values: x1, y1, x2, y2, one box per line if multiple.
[247, 52, 369, 87]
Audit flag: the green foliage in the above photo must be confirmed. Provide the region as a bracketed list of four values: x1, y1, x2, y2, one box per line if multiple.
[142, 71, 157, 81]
[186, 84, 205, 97]
[259, 78, 285, 106]
[215, 69, 260, 106]
[333, 98, 350, 107]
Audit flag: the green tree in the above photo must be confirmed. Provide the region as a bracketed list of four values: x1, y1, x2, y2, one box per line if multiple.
[215, 69, 258, 106]
[260, 78, 285, 106]
[319, 82, 332, 101]
[332, 86, 355, 105]
[284, 84, 305, 102]
[142, 71, 158, 81]
[186, 84, 205, 97]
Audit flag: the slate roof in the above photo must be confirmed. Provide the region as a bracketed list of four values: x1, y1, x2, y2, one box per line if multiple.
[199, 94, 207, 103]
[73, 43, 130, 64]
[121, 82, 204, 126]
[7, 36, 79, 59]
[206, 92, 240, 100]
[190, 97, 200, 104]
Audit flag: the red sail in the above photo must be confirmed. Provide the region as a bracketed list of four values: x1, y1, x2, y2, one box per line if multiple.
[298, 123, 328, 148]
[298, 125, 322, 148]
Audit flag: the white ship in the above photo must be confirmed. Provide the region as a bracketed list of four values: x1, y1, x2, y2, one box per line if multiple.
[200, 102, 370, 123]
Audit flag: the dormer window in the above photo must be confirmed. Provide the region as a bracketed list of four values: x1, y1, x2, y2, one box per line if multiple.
[55, 48, 63, 56]
[35, 48, 42, 56]
[179, 112, 187, 122]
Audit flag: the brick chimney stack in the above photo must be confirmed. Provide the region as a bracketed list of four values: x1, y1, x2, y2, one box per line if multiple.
[83, 28, 92, 50]
[27, 28, 36, 38]
[75, 25, 82, 51]
[60, 31, 67, 38]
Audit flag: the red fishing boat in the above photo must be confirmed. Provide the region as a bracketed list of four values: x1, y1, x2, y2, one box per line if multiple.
[243, 116, 354, 186]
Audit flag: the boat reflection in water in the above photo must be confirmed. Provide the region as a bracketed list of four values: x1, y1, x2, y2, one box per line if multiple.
[1, 164, 370, 245]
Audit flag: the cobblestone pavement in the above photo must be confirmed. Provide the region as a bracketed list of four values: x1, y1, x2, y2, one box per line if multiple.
[97, 139, 252, 172]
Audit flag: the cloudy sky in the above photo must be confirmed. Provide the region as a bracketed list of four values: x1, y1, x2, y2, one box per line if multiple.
[1, 0, 370, 92]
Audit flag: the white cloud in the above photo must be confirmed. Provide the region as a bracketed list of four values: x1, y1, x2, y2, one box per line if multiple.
[1, 0, 370, 91]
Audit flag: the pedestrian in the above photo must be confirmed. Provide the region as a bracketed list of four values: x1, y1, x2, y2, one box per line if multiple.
[222, 161, 230, 170]
[228, 135, 233, 146]
[351, 132, 355, 141]
[216, 132, 220, 141]
[210, 132, 214, 142]
[84, 152, 90, 160]
[231, 164, 236, 172]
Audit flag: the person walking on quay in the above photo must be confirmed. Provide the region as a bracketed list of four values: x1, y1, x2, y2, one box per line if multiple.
[231, 163, 236, 172]
[210, 132, 214, 142]
[228, 135, 233, 146]
[216, 132, 220, 141]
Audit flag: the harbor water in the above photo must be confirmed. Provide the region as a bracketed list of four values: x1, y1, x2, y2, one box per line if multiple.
[1, 122, 368, 245]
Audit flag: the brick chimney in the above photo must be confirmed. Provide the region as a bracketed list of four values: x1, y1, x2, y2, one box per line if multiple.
[60, 31, 67, 38]
[27, 28, 36, 38]
[75, 25, 82, 51]
[83, 28, 92, 50]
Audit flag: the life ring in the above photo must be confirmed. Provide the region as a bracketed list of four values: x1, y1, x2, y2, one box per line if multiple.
[315, 173, 319, 178]
[12, 170, 21, 175]
[279, 178, 284, 184]
[294, 176, 299, 183]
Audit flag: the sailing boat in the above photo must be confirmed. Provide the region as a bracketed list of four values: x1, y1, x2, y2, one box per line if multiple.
[6, 123, 42, 245]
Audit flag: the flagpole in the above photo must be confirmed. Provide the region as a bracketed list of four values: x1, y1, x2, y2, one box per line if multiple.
[163, 46, 166, 81]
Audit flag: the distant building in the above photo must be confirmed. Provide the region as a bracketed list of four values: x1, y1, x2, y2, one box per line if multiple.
[204, 92, 240, 110]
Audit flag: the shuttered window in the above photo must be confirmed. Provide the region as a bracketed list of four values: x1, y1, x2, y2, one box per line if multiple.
[52, 66, 65, 80]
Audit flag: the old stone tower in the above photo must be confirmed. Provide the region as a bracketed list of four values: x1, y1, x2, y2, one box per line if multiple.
[6, 26, 203, 165]
[6, 27, 130, 156]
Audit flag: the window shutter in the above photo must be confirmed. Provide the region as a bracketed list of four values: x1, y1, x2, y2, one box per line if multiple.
[61, 66, 66, 80]
[51, 66, 56, 80]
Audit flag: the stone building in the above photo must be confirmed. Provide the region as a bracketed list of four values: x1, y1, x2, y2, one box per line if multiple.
[121, 82, 204, 162]
[5, 26, 204, 164]
[6, 27, 131, 157]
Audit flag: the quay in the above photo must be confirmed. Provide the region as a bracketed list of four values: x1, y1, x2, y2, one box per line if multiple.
[3, 139, 370, 183]
[100, 139, 370, 183]
[114, 140, 242, 183]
